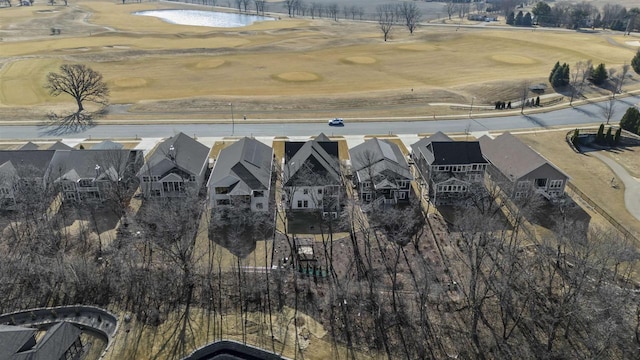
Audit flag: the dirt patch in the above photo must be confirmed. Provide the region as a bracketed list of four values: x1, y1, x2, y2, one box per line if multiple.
[490, 54, 537, 65]
[340, 56, 376, 64]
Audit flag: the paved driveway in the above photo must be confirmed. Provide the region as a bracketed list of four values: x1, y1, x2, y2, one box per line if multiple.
[589, 150, 640, 221]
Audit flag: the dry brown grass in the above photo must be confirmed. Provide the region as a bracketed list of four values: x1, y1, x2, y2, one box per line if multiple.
[1, 1, 639, 120]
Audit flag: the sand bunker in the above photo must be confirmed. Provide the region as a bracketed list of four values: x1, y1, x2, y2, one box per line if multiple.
[491, 54, 536, 64]
[341, 56, 377, 65]
[194, 59, 226, 69]
[112, 77, 148, 88]
[397, 44, 437, 51]
[626, 41, 640, 47]
[274, 71, 320, 82]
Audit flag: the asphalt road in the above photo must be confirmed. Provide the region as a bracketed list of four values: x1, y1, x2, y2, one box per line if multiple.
[1, 95, 639, 140]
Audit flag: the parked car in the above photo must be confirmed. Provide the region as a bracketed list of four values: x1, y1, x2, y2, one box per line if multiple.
[328, 118, 344, 126]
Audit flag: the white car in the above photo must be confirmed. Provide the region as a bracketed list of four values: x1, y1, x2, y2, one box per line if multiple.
[328, 118, 344, 126]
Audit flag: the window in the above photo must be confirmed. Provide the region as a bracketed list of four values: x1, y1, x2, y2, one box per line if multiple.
[253, 190, 264, 197]
[535, 178, 548, 188]
[79, 179, 93, 187]
[215, 187, 229, 194]
[65, 192, 76, 200]
[62, 182, 75, 191]
[303, 200, 309, 207]
[303, 188, 309, 195]
[549, 180, 563, 189]
[364, 193, 371, 201]
[517, 181, 530, 189]
[163, 181, 185, 193]
[398, 191, 406, 199]
[152, 176, 159, 182]
[217, 199, 230, 205]
[317, 188, 323, 195]
[472, 164, 477, 171]
[363, 182, 371, 189]
[189, 175, 196, 182]
[142, 176, 150, 183]
[397, 180, 409, 188]
[256, 203, 264, 209]
[0, 188, 9, 195]
[297, 200, 303, 208]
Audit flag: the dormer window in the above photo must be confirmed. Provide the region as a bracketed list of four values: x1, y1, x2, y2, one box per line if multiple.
[79, 179, 93, 187]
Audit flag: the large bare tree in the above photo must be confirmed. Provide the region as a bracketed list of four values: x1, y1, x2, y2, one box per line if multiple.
[45, 64, 109, 123]
[399, 1, 421, 35]
[376, 4, 396, 42]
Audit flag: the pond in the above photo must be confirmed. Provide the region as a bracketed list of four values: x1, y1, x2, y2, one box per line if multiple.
[134, 9, 275, 28]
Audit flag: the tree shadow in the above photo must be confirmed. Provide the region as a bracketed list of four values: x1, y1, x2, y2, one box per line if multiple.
[38, 112, 96, 136]
[522, 114, 548, 128]
[570, 105, 597, 117]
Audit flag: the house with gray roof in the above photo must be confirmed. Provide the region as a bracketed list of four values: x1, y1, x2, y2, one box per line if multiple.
[49, 149, 144, 202]
[91, 140, 124, 150]
[208, 137, 274, 212]
[47, 141, 73, 151]
[0, 322, 83, 360]
[0, 150, 58, 209]
[411, 132, 488, 205]
[283, 134, 342, 215]
[479, 132, 569, 200]
[137, 133, 210, 198]
[349, 138, 412, 206]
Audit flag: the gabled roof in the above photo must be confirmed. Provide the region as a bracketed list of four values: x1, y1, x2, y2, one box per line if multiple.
[139, 133, 209, 177]
[47, 141, 73, 150]
[284, 134, 341, 186]
[0, 324, 36, 359]
[92, 140, 124, 150]
[427, 142, 487, 165]
[10, 322, 82, 360]
[0, 150, 57, 178]
[479, 132, 569, 181]
[349, 138, 411, 183]
[0, 161, 17, 181]
[410, 131, 453, 156]
[49, 149, 135, 182]
[19, 142, 40, 150]
[209, 137, 273, 195]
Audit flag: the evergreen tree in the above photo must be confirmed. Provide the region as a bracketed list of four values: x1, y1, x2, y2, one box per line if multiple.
[596, 123, 605, 144]
[572, 128, 580, 147]
[549, 61, 560, 83]
[619, 107, 640, 135]
[561, 63, 570, 86]
[632, 49, 640, 76]
[507, 11, 515, 25]
[523, 12, 533, 26]
[515, 11, 524, 26]
[535, 96, 540, 106]
[590, 63, 608, 85]
[605, 126, 613, 145]
[614, 127, 622, 145]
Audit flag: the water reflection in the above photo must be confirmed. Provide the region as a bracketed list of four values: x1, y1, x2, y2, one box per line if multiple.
[134, 9, 274, 28]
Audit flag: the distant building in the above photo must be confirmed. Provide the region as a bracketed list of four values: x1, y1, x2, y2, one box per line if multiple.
[0, 322, 83, 360]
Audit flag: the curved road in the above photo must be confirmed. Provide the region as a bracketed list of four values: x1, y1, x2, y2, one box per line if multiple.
[0, 95, 639, 139]
[589, 151, 640, 221]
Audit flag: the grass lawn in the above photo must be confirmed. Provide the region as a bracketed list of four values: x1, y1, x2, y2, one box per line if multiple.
[2, 1, 639, 120]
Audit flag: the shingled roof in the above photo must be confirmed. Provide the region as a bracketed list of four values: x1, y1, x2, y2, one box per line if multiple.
[479, 132, 569, 181]
[0, 322, 81, 360]
[349, 138, 411, 183]
[209, 137, 273, 196]
[0, 150, 57, 178]
[49, 149, 137, 182]
[411, 132, 486, 166]
[138, 133, 209, 178]
[283, 134, 341, 186]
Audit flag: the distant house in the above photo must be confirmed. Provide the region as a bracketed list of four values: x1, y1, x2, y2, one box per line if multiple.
[0, 150, 58, 208]
[411, 132, 488, 205]
[91, 140, 124, 150]
[0, 322, 83, 360]
[479, 132, 569, 200]
[283, 134, 342, 216]
[208, 137, 274, 212]
[138, 133, 210, 198]
[47, 141, 73, 151]
[49, 149, 144, 202]
[349, 138, 412, 206]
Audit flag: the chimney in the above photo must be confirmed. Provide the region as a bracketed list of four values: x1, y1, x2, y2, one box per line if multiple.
[169, 145, 176, 160]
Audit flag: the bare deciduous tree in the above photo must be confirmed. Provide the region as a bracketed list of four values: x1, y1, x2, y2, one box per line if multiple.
[399, 1, 421, 35]
[376, 4, 396, 42]
[45, 64, 109, 123]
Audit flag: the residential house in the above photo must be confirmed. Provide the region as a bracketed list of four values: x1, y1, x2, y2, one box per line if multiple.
[208, 137, 274, 212]
[479, 132, 569, 200]
[283, 134, 342, 216]
[138, 133, 210, 198]
[349, 137, 412, 206]
[91, 140, 124, 150]
[0, 322, 83, 360]
[411, 132, 488, 205]
[0, 150, 58, 208]
[49, 149, 144, 202]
